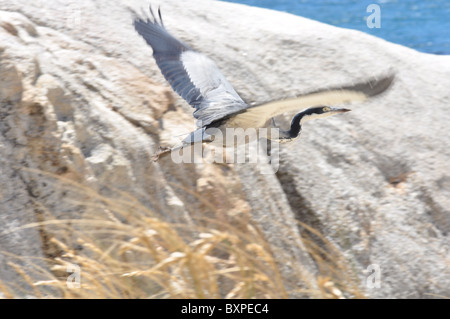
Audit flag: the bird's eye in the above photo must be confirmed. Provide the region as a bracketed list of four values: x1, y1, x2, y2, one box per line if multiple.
[323, 106, 331, 112]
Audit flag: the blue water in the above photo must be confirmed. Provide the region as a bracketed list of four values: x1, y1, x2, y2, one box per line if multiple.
[222, 0, 450, 55]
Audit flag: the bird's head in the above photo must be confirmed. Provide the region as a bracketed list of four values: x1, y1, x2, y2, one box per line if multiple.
[299, 106, 351, 124]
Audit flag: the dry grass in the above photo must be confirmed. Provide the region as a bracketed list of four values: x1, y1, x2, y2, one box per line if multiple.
[0, 168, 364, 299]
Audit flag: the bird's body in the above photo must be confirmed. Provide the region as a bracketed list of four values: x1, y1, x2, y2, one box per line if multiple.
[133, 7, 393, 161]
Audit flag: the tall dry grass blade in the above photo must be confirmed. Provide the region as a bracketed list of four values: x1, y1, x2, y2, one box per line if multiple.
[8, 262, 42, 298]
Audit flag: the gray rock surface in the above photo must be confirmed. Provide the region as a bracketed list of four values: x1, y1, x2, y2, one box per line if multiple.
[0, 0, 449, 298]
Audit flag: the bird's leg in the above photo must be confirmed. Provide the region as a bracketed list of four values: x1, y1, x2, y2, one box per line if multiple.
[151, 142, 193, 162]
[151, 146, 172, 162]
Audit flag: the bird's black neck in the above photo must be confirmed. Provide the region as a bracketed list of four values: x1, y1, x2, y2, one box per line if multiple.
[287, 111, 305, 138]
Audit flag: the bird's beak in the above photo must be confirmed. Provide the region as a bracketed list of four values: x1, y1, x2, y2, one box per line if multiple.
[325, 107, 351, 116]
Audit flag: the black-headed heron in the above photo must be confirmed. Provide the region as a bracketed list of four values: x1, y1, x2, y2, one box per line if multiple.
[134, 8, 394, 161]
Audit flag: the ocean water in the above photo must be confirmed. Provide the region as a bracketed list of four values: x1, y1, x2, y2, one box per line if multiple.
[222, 0, 450, 55]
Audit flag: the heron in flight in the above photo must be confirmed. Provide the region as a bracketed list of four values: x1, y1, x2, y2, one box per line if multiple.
[134, 8, 393, 161]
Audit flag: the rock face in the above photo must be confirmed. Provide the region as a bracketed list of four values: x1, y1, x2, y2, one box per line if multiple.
[0, 0, 449, 298]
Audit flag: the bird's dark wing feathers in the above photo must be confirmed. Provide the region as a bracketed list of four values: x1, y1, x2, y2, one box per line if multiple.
[134, 7, 247, 127]
[134, 8, 203, 107]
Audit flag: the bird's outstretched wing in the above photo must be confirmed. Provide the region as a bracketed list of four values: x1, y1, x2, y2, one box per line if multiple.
[134, 7, 247, 127]
[230, 73, 394, 128]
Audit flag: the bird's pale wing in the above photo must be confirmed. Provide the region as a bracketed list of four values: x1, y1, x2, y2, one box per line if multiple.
[231, 74, 394, 128]
[134, 8, 247, 127]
